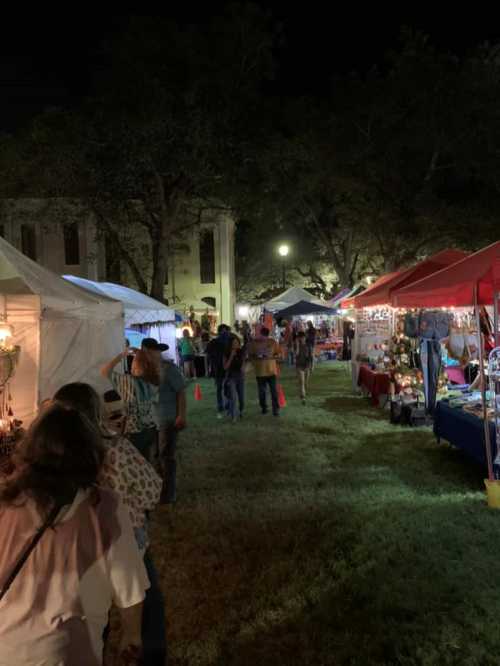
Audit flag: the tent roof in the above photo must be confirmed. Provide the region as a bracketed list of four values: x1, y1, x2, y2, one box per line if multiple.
[63, 276, 176, 325]
[263, 287, 324, 311]
[393, 241, 500, 308]
[350, 249, 468, 308]
[340, 271, 402, 309]
[276, 300, 338, 318]
[0, 237, 121, 319]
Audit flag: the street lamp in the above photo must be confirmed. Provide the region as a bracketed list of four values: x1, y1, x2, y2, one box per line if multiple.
[277, 244, 290, 289]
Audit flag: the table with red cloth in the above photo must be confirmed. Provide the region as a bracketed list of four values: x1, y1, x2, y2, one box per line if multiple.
[357, 364, 392, 406]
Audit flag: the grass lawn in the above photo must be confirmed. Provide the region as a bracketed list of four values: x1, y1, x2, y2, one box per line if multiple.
[148, 362, 500, 666]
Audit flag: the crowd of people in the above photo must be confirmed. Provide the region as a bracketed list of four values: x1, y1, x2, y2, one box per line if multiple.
[0, 318, 321, 665]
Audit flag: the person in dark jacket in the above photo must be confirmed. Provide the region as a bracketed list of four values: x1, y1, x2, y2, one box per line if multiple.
[207, 324, 230, 418]
[223, 335, 246, 421]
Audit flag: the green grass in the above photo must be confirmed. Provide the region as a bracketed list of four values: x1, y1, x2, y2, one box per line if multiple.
[149, 363, 500, 666]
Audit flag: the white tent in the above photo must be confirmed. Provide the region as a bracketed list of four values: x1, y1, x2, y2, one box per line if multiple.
[0, 237, 124, 425]
[261, 287, 326, 313]
[63, 276, 177, 360]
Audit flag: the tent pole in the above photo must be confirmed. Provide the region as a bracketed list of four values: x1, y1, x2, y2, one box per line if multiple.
[494, 291, 499, 348]
[475, 283, 494, 480]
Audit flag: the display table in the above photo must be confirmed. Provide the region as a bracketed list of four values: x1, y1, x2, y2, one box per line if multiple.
[357, 364, 392, 406]
[434, 401, 497, 468]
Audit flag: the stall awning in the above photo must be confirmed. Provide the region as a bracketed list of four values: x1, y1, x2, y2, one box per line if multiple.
[340, 271, 402, 309]
[392, 241, 500, 308]
[352, 249, 468, 309]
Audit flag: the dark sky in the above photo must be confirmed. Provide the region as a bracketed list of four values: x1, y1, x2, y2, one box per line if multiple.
[2, 4, 500, 129]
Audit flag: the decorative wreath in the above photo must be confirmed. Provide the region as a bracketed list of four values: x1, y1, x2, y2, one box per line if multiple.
[0, 346, 20, 388]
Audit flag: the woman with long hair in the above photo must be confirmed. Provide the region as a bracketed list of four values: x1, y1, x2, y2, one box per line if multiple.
[101, 347, 159, 462]
[0, 405, 148, 665]
[52, 382, 165, 666]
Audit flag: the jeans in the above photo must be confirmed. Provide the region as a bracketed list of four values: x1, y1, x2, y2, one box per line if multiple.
[129, 427, 158, 463]
[143, 551, 167, 666]
[158, 423, 178, 504]
[420, 339, 442, 414]
[296, 367, 311, 399]
[256, 375, 279, 415]
[226, 374, 245, 418]
[215, 374, 226, 413]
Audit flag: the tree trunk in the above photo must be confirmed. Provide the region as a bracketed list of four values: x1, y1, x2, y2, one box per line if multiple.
[149, 220, 170, 301]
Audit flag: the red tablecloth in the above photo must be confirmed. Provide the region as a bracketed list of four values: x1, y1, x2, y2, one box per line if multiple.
[358, 365, 392, 405]
[445, 366, 466, 385]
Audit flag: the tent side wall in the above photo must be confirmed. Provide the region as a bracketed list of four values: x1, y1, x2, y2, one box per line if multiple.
[38, 305, 124, 404]
[7, 295, 41, 427]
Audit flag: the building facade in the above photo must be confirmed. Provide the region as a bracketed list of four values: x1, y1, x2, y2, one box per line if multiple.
[0, 198, 236, 326]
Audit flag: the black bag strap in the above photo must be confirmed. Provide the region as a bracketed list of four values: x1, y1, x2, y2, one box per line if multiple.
[0, 501, 63, 603]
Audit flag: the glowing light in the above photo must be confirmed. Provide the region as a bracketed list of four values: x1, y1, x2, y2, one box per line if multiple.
[238, 305, 250, 319]
[278, 244, 290, 258]
[0, 321, 13, 343]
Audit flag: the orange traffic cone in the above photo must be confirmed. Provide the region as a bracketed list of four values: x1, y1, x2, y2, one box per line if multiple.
[277, 383, 287, 408]
[194, 383, 203, 401]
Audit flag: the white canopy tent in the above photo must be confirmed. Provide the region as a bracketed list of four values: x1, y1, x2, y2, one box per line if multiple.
[63, 276, 177, 360]
[261, 287, 327, 313]
[0, 237, 124, 425]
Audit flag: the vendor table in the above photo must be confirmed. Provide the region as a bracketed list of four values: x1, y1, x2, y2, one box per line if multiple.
[434, 401, 497, 468]
[358, 364, 392, 406]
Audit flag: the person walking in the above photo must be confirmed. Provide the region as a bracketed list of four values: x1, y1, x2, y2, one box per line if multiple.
[145, 340, 187, 504]
[179, 329, 197, 379]
[52, 383, 165, 666]
[248, 326, 282, 417]
[207, 324, 231, 419]
[306, 320, 317, 369]
[295, 331, 313, 405]
[0, 405, 149, 666]
[223, 335, 246, 422]
[101, 346, 160, 462]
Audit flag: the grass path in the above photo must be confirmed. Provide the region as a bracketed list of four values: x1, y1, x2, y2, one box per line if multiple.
[150, 362, 500, 666]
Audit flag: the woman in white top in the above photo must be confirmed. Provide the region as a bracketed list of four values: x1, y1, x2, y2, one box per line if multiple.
[0, 405, 149, 666]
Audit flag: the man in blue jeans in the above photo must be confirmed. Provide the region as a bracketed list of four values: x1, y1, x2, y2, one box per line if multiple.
[146, 339, 187, 504]
[248, 326, 282, 416]
[207, 324, 231, 418]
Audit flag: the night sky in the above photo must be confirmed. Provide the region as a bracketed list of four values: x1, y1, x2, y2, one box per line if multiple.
[2, 4, 500, 130]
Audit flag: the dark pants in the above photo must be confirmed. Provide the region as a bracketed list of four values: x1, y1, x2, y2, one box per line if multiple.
[129, 427, 158, 463]
[143, 551, 167, 666]
[256, 375, 279, 415]
[420, 339, 442, 414]
[103, 552, 167, 665]
[226, 374, 245, 418]
[158, 423, 178, 504]
[215, 374, 226, 413]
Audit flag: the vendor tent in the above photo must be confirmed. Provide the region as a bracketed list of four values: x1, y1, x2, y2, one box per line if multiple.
[262, 287, 325, 312]
[276, 300, 338, 318]
[63, 276, 177, 359]
[0, 237, 123, 425]
[340, 272, 402, 309]
[392, 242, 500, 308]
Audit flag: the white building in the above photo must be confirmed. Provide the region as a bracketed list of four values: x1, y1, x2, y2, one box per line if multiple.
[0, 198, 236, 326]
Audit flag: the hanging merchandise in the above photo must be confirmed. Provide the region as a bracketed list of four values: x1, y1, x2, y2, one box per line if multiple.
[404, 313, 420, 339]
[420, 339, 443, 414]
[419, 311, 451, 340]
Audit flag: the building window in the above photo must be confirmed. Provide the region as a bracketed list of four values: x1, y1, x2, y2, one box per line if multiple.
[21, 224, 37, 261]
[63, 223, 80, 265]
[202, 297, 216, 308]
[199, 229, 215, 284]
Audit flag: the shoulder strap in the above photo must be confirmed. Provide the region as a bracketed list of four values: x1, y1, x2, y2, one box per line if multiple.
[0, 500, 64, 602]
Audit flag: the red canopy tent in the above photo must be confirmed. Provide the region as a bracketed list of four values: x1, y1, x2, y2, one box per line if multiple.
[340, 271, 402, 309]
[352, 249, 468, 309]
[393, 242, 500, 308]
[392, 241, 500, 484]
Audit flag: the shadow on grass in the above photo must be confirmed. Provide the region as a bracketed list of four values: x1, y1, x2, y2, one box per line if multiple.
[162, 497, 500, 666]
